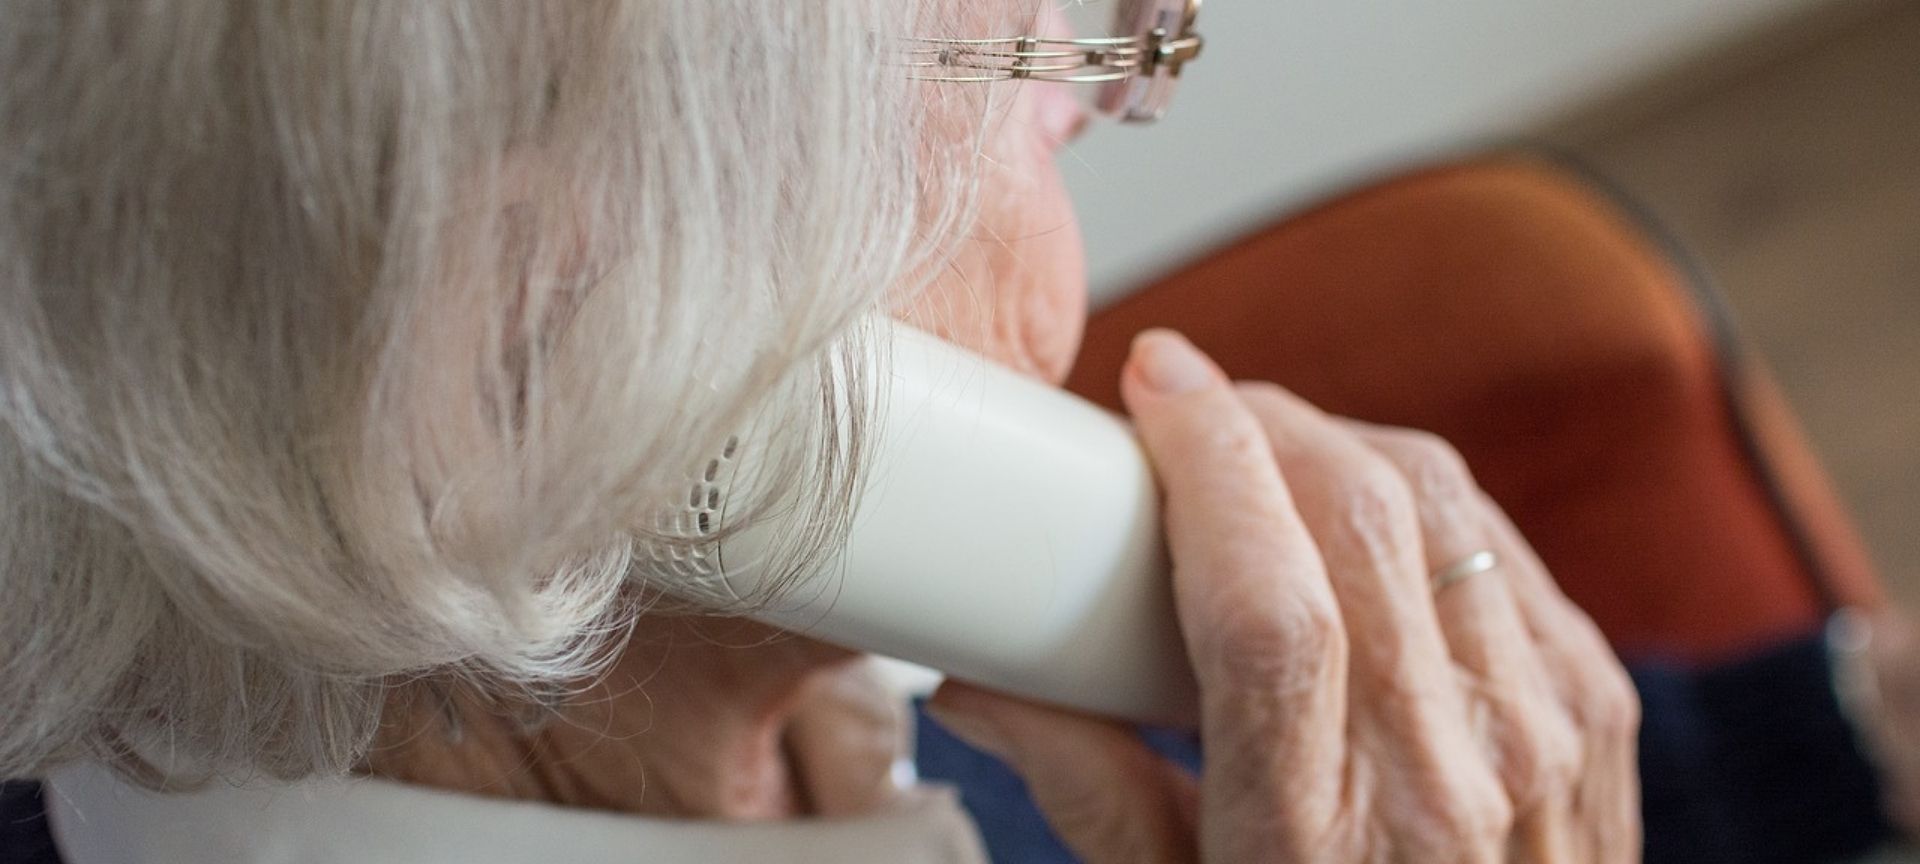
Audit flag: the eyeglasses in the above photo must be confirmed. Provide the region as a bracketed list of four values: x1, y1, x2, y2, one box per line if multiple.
[902, 0, 1205, 124]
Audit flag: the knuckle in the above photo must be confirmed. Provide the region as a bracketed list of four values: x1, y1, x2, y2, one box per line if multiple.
[1539, 720, 1587, 794]
[1331, 457, 1420, 539]
[1425, 776, 1514, 858]
[1394, 431, 1477, 502]
[1183, 412, 1271, 467]
[1553, 610, 1644, 739]
[1345, 454, 1415, 510]
[1203, 594, 1348, 692]
[1463, 786, 1517, 849]
[1508, 706, 1585, 805]
[1590, 666, 1643, 739]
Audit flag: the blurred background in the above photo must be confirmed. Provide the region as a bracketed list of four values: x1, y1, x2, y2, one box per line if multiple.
[1065, 0, 1916, 858]
[1066, 0, 1916, 605]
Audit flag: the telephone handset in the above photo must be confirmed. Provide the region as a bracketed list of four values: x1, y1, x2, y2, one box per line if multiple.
[679, 326, 1197, 726]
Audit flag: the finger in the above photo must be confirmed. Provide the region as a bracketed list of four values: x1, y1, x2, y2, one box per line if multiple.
[1482, 507, 1642, 863]
[783, 658, 910, 817]
[1507, 794, 1580, 864]
[1119, 331, 1351, 858]
[1338, 422, 1514, 667]
[1235, 385, 1511, 860]
[1344, 421, 1583, 818]
[1231, 388, 1455, 700]
[927, 682, 1199, 864]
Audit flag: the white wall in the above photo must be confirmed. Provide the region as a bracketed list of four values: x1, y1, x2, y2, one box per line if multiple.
[1064, 0, 1827, 305]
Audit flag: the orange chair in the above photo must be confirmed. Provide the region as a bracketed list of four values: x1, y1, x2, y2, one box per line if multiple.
[1066, 153, 1885, 666]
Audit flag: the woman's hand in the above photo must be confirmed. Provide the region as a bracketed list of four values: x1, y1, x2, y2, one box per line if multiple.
[927, 330, 1642, 862]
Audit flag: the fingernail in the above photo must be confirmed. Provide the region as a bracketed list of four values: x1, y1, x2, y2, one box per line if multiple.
[1132, 329, 1214, 394]
[923, 702, 1012, 759]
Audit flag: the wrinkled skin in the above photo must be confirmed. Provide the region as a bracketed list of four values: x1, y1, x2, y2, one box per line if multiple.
[928, 332, 1642, 863]
[370, 7, 1648, 860]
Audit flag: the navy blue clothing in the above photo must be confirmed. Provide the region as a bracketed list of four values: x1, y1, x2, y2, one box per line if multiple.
[0, 781, 58, 864]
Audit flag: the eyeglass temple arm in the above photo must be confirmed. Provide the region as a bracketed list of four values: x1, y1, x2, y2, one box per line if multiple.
[901, 30, 1203, 84]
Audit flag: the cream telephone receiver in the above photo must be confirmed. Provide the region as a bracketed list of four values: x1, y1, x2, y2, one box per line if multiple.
[660, 326, 1198, 726]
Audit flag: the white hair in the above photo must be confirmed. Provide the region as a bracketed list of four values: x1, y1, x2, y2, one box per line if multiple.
[0, 0, 1015, 783]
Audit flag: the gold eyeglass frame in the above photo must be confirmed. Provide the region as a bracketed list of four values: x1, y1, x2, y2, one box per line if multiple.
[901, 0, 1204, 122]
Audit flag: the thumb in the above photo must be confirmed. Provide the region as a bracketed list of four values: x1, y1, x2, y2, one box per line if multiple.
[784, 658, 911, 818]
[926, 683, 1199, 864]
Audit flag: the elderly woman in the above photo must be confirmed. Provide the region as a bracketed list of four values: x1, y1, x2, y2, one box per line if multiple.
[0, 2, 1669, 862]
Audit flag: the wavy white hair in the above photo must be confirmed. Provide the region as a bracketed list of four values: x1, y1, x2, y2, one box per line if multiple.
[0, 0, 1012, 783]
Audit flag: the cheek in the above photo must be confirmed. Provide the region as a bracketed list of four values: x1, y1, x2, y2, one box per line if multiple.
[1008, 158, 1088, 384]
[898, 105, 1090, 385]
